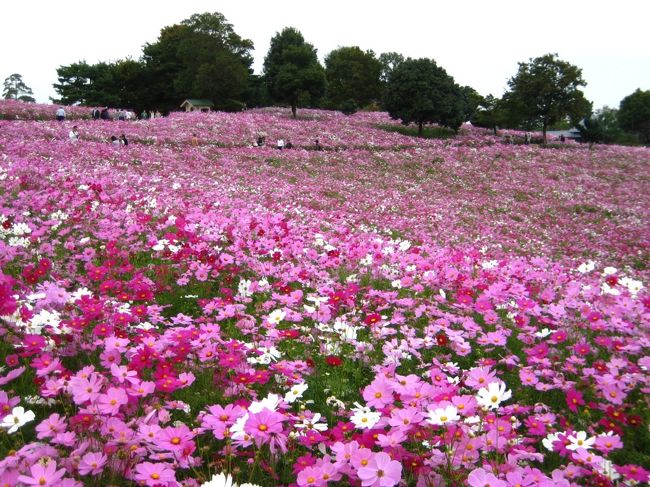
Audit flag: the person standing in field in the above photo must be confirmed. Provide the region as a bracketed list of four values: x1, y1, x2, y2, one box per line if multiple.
[68, 126, 79, 142]
[276, 138, 285, 150]
[55, 107, 66, 121]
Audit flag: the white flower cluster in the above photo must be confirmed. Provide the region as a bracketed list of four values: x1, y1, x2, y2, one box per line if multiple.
[0, 216, 32, 248]
[152, 238, 180, 253]
[49, 210, 69, 230]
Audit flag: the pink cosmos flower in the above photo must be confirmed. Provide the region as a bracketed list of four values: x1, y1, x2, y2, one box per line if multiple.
[96, 386, 128, 415]
[357, 451, 402, 487]
[78, 452, 108, 476]
[465, 366, 498, 389]
[297, 466, 324, 486]
[244, 408, 285, 445]
[157, 424, 195, 452]
[133, 462, 177, 486]
[17, 461, 66, 486]
[362, 376, 394, 408]
[68, 373, 104, 404]
[35, 412, 67, 439]
[467, 467, 507, 487]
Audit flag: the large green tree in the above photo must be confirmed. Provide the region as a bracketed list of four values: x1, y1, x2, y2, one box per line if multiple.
[383, 58, 465, 134]
[143, 12, 254, 112]
[53, 12, 253, 112]
[324, 46, 382, 112]
[618, 89, 650, 143]
[503, 53, 591, 143]
[3, 73, 36, 102]
[263, 27, 326, 118]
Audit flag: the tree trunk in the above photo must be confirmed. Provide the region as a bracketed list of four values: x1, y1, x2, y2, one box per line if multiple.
[542, 122, 547, 144]
[291, 103, 297, 118]
[418, 121, 423, 136]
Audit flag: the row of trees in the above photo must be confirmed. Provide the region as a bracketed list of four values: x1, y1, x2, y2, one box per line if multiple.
[10, 11, 647, 143]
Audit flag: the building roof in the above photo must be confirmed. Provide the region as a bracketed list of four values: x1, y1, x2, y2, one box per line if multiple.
[180, 99, 213, 107]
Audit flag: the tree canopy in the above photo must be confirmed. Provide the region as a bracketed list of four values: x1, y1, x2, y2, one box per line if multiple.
[3, 73, 36, 102]
[263, 27, 326, 118]
[383, 58, 465, 134]
[618, 89, 650, 143]
[324, 46, 382, 113]
[52, 12, 254, 112]
[502, 53, 591, 142]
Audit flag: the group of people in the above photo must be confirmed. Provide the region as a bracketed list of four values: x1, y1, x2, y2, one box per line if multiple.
[90, 107, 137, 121]
[252, 135, 323, 150]
[141, 110, 162, 119]
[68, 125, 128, 146]
[110, 134, 129, 146]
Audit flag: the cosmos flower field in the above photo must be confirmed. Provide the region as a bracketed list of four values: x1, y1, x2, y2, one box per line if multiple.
[0, 101, 649, 486]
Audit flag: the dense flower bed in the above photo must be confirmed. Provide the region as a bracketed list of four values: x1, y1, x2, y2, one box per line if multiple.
[0, 108, 648, 487]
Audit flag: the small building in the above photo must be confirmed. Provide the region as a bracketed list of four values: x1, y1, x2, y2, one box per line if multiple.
[180, 99, 213, 113]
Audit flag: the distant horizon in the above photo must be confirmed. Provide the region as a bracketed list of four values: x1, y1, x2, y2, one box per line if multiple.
[2, 0, 648, 110]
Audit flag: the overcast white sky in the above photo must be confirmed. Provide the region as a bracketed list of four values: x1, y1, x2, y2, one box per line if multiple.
[1, 0, 648, 109]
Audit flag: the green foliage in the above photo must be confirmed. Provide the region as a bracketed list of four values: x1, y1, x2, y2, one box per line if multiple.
[618, 88, 650, 143]
[52, 12, 253, 112]
[3, 73, 36, 102]
[263, 27, 326, 117]
[324, 46, 382, 110]
[460, 85, 483, 122]
[383, 58, 466, 134]
[471, 94, 506, 134]
[577, 106, 623, 145]
[502, 53, 592, 142]
[378, 51, 404, 86]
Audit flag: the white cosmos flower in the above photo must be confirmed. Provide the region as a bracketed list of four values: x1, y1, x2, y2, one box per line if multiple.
[201, 472, 236, 487]
[350, 406, 381, 429]
[542, 432, 561, 451]
[566, 431, 595, 451]
[577, 261, 596, 273]
[476, 381, 512, 410]
[267, 309, 286, 325]
[426, 405, 460, 425]
[1, 406, 36, 434]
[238, 279, 253, 297]
[535, 328, 552, 338]
[248, 394, 281, 413]
[295, 412, 328, 432]
[619, 277, 643, 296]
[284, 382, 308, 403]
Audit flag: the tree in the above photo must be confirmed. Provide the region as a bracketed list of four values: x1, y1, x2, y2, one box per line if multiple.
[618, 89, 650, 143]
[460, 85, 483, 122]
[324, 46, 382, 112]
[503, 53, 591, 143]
[378, 52, 404, 85]
[471, 94, 505, 135]
[263, 27, 326, 117]
[3, 73, 36, 102]
[576, 106, 623, 145]
[143, 12, 253, 112]
[383, 58, 465, 134]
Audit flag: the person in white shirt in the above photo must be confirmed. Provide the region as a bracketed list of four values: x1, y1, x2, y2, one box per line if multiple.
[276, 138, 285, 150]
[69, 126, 79, 142]
[55, 107, 66, 121]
